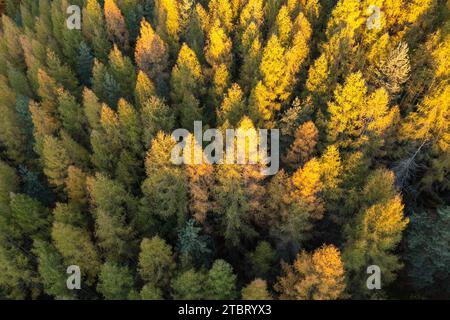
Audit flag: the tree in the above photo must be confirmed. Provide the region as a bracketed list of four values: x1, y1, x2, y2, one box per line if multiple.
[153, 0, 181, 51]
[138, 236, 176, 289]
[135, 70, 155, 108]
[217, 83, 246, 126]
[343, 169, 409, 298]
[375, 42, 411, 96]
[97, 262, 135, 300]
[90, 104, 121, 173]
[284, 121, 318, 169]
[9, 193, 50, 236]
[177, 219, 212, 268]
[291, 158, 324, 219]
[135, 19, 168, 85]
[87, 173, 136, 262]
[275, 245, 346, 300]
[33, 239, 74, 299]
[406, 207, 450, 298]
[206, 259, 237, 300]
[327, 72, 367, 145]
[66, 166, 88, 208]
[0, 77, 27, 162]
[248, 241, 277, 279]
[42, 135, 71, 190]
[140, 132, 188, 234]
[104, 0, 129, 51]
[83, 88, 102, 131]
[140, 284, 163, 300]
[140, 97, 175, 149]
[108, 45, 136, 101]
[83, 0, 111, 61]
[52, 221, 101, 285]
[171, 43, 204, 131]
[242, 279, 271, 300]
[0, 241, 36, 299]
[171, 269, 207, 300]
[77, 41, 94, 86]
[57, 89, 87, 142]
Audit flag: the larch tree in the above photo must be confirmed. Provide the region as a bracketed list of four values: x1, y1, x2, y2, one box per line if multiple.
[206, 259, 237, 300]
[275, 244, 346, 300]
[108, 45, 136, 102]
[104, 0, 130, 52]
[153, 0, 181, 52]
[343, 169, 409, 298]
[171, 268, 207, 300]
[135, 70, 155, 108]
[284, 121, 319, 170]
[138, 236, 176, 290]
[87, 173, 137, 263]
[82, 0, 111, 61]
[241, 279, 272, 300]
[171, 43, 204, 131]
[135, 19, 169, 86]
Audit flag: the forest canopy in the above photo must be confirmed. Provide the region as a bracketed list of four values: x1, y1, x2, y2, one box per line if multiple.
[0, 0, 449, 300]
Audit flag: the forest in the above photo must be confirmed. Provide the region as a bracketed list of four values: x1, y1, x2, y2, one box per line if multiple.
[0, 0, 449, 300]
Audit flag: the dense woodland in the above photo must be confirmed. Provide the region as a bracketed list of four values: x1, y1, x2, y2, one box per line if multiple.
[0, 0, 449, 300]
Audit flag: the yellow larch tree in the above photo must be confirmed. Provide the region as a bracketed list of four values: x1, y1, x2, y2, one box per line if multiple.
[135, 19, 169, 83]
[275, 244, 346, 300]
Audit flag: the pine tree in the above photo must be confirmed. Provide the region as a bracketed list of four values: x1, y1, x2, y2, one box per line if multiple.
[140, 132, 188, 233]
[248, 241, 277, 279]
[291, 158, 324, 219]
[140, 284, 163, 300]
[66, 166, 88, 208]
[153, 0, 181, 52]
[57, 89, 87, 142]
[0, 76, 27, 162]
[83, 88, 103, 131]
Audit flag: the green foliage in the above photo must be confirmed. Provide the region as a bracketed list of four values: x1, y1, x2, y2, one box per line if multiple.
[206, 259, 237, 300]
[97, 262, 135, 300]
[138, 236, 176, 289]
[177, 219, 212, 268]
[406, 207, 450, 298]
[241, 279, 272, 300]
[171, 269, 207, 300]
